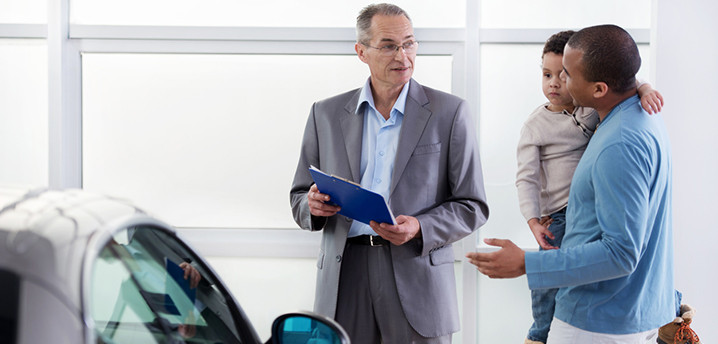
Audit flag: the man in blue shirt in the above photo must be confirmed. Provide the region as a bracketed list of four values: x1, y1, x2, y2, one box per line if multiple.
[467, 24, 675, 343]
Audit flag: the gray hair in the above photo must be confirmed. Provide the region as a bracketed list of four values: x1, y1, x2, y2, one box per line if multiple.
[356, 3, 412, 44]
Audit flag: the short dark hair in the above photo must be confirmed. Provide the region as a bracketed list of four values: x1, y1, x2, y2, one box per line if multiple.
[566, 24, 641, 94]
[356, 3, 411, 44]
[543, 30, 575, 57]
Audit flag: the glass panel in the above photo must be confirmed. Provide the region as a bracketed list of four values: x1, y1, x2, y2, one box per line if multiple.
[91, 226, 245, 344]
[0, 39, 48, 186]
[82, 54, 452, 229]
[478, 43, 652, 248]
[71, 0, 465, 27]
[0, 0, 46, 24]
[92, 239, 164, 343]
[481, 0, 651, 29]
[477, 275, 533, 343]
[206, 257, 317, 341]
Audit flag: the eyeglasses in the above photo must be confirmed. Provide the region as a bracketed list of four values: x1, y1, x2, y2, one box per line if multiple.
[361, 41, 419, 56]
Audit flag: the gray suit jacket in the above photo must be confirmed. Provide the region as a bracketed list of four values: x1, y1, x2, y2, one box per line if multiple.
[290, 79, 489, 337]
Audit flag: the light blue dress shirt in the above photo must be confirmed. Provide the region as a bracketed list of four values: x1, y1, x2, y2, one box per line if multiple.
[347, 79, 408, 238]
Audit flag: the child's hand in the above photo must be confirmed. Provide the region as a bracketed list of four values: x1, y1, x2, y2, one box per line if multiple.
[638, 84, 664, 114]
[528, 218, 558, 250]
[539, 215, 553, 228]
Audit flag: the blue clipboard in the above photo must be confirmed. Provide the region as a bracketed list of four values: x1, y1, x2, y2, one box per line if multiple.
[165, 258, 196, 305]
[309, 166, 396, 225]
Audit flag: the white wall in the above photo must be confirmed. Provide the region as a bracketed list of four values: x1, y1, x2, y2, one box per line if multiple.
[0, 40, 48, 186]
[653, 1, 718, 342]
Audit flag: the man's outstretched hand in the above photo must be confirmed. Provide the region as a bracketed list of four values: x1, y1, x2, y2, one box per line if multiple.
[466, 238, 527, 279]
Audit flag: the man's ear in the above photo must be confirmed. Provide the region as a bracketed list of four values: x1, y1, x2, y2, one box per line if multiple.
[592, 82, 609, 99]
[356, 43, 368, 63]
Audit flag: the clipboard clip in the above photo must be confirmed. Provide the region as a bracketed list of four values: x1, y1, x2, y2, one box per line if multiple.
[310, 165, 362, 187]
[330, 174, 362, 187]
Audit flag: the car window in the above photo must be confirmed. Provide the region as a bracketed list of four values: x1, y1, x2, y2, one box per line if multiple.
[91, 226, 243, 344]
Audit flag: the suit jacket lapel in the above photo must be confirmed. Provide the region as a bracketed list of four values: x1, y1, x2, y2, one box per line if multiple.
[341, 89, 364, 183]
[391, 79, 431, 197]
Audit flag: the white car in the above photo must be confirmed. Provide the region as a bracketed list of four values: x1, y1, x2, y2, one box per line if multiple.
[0, 186, 348, 344]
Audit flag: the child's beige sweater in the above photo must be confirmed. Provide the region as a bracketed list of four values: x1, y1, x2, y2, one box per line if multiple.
[516, 103, 599, 221]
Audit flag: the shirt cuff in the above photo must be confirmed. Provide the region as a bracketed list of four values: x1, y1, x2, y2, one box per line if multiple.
[525, 250, 543, 290]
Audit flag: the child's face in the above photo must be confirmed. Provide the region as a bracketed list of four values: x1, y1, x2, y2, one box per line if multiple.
[542, 52, 574, 108]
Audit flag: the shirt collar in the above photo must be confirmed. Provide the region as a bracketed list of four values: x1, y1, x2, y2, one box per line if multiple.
[356, 78, 410, 117]
[602, 94, 641, 124]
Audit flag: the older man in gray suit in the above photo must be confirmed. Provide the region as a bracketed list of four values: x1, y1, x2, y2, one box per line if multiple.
[290, 3, 489, 343]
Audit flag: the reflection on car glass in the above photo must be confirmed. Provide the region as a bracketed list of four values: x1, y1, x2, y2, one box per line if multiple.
[92, 226, 242, 344]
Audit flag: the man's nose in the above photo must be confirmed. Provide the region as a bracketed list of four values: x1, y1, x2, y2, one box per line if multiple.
[394, 46, 408, 60]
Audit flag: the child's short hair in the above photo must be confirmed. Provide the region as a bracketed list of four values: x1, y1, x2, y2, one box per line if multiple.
[543, 30, 576, 57]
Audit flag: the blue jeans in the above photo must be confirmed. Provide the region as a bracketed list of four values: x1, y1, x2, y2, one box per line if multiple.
[527, 210, 566, 343]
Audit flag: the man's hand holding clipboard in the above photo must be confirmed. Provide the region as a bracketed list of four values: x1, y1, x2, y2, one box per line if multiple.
[308, 166, 422, 246]
[306, 182, 342, 218]
[308, 165, 396, 226]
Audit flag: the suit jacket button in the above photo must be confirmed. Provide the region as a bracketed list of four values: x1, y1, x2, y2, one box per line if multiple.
[336, 255, 342, 262]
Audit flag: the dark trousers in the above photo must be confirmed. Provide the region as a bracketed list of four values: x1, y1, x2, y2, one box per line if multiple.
[334, 242, 451, 344]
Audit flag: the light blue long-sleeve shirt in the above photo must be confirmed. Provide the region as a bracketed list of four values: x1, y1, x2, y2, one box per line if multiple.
[347, 78, 408, 238]
[525, 95, 675, 334]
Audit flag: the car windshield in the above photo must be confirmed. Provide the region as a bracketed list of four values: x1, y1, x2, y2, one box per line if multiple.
[91, 226, 244, 344]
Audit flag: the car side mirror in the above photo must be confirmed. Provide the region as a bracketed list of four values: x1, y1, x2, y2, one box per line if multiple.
[268, 311, 350, 344]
